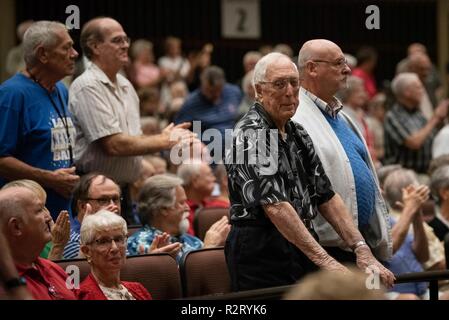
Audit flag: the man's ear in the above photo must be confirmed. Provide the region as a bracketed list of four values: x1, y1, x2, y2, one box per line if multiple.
[7, 217, 23, 237]
[255, 84, 263, 103]
[80, 245, 90, 258]
[305, 61, 317, 77]
[35, 46, 49, 64]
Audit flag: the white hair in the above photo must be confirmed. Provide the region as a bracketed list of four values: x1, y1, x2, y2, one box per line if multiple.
[383, 169, 418, 209]
[297, 45, 314, 77]
[430, 165, 449, 204]
[23, 21, 67, 68]
[243, 51, 262, 66]
[80, 210, 127, 245]
[337, 76, 364, 103]
[138, 174, 183, 224]
[391, 72, 420, 98]
[177, 163, 202, 186]
[252, 52, 297, 89]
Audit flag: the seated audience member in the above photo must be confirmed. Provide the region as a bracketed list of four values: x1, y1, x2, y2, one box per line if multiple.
[145, 155, 168, 175]
[64, 173, 177, 259]
[352, 46, 378, 99]
[429, 165, 449, 241]
[129, 159, 156, 224]
[432, 122, 449, 159]
[283, 267, 386, 300]
[0, 186, 76, 299]
[366, 93, 387, 162]
[383, 169, 439, 298]
[127, 174, 229, 262]
[3, 180, 70, 261]
[429, 155, 449, 176]
[128, 39, 162, 90]
[238, 70, 256, 118]
[177, 162, 229, 235]
[207, 163, 230, 207]
[77, 210, 152, 300]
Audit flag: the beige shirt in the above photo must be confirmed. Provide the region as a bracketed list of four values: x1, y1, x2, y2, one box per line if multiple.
[69, 63, 142, 184]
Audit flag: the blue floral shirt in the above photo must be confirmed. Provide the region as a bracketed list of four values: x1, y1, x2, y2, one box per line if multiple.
[127, 225, 203, 263]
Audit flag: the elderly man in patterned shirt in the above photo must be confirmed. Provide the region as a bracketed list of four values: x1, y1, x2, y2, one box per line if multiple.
[224, 52, 394, 291]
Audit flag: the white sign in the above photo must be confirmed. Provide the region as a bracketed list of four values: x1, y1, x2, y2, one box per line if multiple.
[221, 0, 261, 39]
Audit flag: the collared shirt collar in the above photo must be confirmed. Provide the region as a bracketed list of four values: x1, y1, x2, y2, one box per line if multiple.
[89, 63, 130, 90]
[301, 87, 343, 119]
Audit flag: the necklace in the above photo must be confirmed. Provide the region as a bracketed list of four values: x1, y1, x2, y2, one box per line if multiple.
[26, 69, 74, 165]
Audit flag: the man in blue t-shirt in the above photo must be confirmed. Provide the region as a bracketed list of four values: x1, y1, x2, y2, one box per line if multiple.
[174, 66, 242, 161]
[0, 21, 79, 220]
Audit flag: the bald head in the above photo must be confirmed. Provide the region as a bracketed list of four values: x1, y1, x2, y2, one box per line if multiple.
[297, 39, 342, 76]
[80, 17, 121, 59]
[408, 52, 431, 81]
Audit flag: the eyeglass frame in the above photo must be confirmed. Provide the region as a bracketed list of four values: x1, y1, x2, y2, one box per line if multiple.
[259, 77, 300, 90]
[109, 35, 131, 46]
[89, 235, 128, 248]
[311, 58, 349, 69]
[83, 196, 123, 206]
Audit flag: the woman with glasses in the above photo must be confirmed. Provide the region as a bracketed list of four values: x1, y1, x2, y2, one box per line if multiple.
[77, 210, 152, 300]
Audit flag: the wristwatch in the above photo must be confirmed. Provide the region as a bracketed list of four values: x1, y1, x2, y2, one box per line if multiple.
[351, 240, 368, 252]
[3, 277, 27, 290]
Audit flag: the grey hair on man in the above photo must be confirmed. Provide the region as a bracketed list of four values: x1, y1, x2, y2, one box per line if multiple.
[177, 163, 202, 186]
[201, 66, 226, 87]
[138, 174, 184, 225]
[391, 72, 420, 99]
[80, 209, 127, 245]
[252, 52, 297, 99]
[23, 21, 67, 67]
[0, 187, 31, 223]
[383, 168, 418, 210]
[430, 165, 449, 205]
[337, 76, 364, 103]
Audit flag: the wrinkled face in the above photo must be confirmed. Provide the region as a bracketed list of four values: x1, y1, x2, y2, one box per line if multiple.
[95, 19, 130, 69]
[313, 46, 351, 95]
[256, 58, 300, 123]
[46, 28, 78, 78]
[20, 190, 53, 247]
[80, 176, 122, 221]
[192, 163, 216, 198]
[84, 227, 127, 272]
[348, 83, 369, 109]
[165, 186, 190, 235]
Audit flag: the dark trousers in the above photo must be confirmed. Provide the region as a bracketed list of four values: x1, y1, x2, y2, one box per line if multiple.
[225, 224, 318, 292]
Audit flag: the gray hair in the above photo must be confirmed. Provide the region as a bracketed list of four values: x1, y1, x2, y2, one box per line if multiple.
[177, 163, 202, 186]
[297, 45, 314, 77]
[23, 21, 67, 68]
[130, 39, 153, 61]
[337, 76, 364, 103]
[138, 174, 183, 225]
[80, 209, 127, 245]
[391, 72, 420, 98]
[201, 66, 226, 87]
[252, 52, 297, 88]
[243, 51, 262, 67]
[430, 165, 449, 204]
[383, 169, 418, 209]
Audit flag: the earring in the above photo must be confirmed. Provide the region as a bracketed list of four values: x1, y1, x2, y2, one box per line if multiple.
[86, 256, 92, 264]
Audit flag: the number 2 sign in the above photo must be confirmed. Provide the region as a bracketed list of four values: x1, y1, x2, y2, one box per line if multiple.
[221, 0, 261, 39]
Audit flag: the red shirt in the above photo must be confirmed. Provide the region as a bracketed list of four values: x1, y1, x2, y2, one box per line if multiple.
[76, 273, 152, 300]
[16, 257, 77, 300]
[186, 199, 230, 236]
[352, 68, 377, 99]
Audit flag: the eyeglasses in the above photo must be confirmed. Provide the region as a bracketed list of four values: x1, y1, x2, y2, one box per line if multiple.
[260, 77, 300, 90]
[85, 196, 123, 206]
[110, 36, 131, 45]
[92, 235, 127, 248]
[312, 58, 349, 69]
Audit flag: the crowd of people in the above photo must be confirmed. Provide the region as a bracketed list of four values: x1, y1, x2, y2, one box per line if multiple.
[1, 17, 449, 300]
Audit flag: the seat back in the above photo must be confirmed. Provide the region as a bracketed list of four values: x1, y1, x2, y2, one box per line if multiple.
[55, 258, 90, 288]
[180, 246, 231, 297]
[127, 225, 142, 237]
[194, 207, 229, 240]
[121, 253, 182, 299]
[56, 253, 183, 299]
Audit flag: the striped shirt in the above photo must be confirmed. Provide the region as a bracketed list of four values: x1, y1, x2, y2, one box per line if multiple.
[384, 103, 435, 173]
[63, 231, 81, 259]
[69, 63, 143, 184]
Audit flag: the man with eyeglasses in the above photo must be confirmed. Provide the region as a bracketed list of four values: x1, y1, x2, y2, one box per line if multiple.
[63, 173, 181, 259]
[69, 17, 195, 224]
[292, 39, 392, 265]
[225, 52, 394, 291]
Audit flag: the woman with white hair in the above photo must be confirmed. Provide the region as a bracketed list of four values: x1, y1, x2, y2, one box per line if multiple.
[429, 165, 449, 241]
[77, 210, 152, 300]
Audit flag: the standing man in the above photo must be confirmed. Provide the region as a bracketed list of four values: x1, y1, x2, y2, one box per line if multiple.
[292, 39, 392, 262]
[225, 52, 393, 291]
[69, 17, 194, 222]
[0, 21, 80, 220]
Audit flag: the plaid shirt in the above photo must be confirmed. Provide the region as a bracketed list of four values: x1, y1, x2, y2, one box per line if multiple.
[303, 89, 343, 119]
[384, 103, 436, 173]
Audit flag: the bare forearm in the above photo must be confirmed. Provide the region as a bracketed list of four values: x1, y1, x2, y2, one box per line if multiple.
[263, 202, 334, 268]
[0, 157, 52, 187]
[100, 133, 170, 156]
[318, 194, 363, 247]
[391, 207, 415, 253]
[412, 215, 429, 263]
[405, 117, 439, 150]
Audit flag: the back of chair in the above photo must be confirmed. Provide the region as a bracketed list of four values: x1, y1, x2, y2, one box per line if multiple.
[55, 258, 90, 285]
[121, 253, 183, 300]
[127, 225, 142, 237]
[180, 246, 231, 298]
[194, 207, 230, 240]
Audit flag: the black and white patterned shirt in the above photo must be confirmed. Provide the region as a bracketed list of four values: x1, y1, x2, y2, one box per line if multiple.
[225, 103, 335, 224]
[384, 103, 436, 173]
